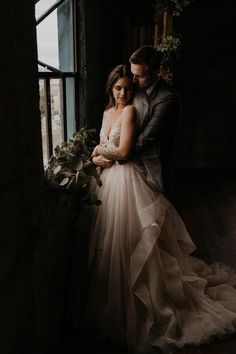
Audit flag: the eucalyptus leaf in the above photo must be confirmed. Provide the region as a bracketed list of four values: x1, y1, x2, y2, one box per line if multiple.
[66, 179, 75, 190]
[71, 159, 83, 171]
[80, 154, 90, 161]
[54, 145, 61, 154]
[53, 165, 61, 175]
[78, 170, 87, 177]
[82, 192, 90, 201]
[60, 177, 69, 186]
[77, 174, 90, 186]
[83, 161, 99, 177]
[89, 192, 98, 204]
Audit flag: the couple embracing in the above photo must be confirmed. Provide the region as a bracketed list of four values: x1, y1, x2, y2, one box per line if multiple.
[92, 45, 180, 197]
[85, 46, 236, 354]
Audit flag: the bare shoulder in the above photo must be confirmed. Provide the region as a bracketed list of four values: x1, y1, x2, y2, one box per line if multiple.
[122, 105, 137, 125]
[123, 105, 136, 120]
[123, 104, 136, 114]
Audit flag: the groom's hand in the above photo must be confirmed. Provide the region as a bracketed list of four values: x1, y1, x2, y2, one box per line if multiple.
[92, 155, 114, 168]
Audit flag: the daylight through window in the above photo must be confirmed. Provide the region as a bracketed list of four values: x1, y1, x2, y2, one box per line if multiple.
[35, 0, 78, 166]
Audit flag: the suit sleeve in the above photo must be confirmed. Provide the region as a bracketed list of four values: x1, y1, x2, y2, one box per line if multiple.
[136, 94, 180, 154]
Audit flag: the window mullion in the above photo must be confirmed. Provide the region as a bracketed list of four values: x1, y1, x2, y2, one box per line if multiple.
[62, 78, 68, 142]
[45, 79, 53, 157]
[72, 0, 77, 73]
[38, 60, 62, 74]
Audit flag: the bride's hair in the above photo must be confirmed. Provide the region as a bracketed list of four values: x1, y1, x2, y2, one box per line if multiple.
[105, 64, 133, 109]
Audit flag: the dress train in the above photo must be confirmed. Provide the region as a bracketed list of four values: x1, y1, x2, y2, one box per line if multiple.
[86, 160, 236, 354]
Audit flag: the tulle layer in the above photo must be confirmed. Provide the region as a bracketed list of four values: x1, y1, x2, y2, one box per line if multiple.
[87, 162, 236, 353]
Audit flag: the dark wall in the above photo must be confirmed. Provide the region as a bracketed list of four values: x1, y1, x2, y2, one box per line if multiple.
[81, 0, 126, 133]
[83, 0, 236, 172]
[0, 1, 44, 353]
[174, 0, 236, 171]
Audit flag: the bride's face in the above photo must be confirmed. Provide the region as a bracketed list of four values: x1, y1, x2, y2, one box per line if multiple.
[112, 77, 133, 107]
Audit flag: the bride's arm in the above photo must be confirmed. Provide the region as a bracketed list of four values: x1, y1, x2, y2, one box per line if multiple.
[93, 105, 137, 161]
[91, 110, 114, 168]
[92, 154, 114, 168]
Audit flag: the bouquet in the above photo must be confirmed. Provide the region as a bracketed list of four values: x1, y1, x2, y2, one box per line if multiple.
[44, 127, 102, 207]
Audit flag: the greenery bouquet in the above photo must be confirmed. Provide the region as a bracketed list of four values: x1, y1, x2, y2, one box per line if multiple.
[44, 127, 102, 208]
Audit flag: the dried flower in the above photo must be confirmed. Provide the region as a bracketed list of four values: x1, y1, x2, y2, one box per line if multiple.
[157, 35, 181, 53]
[157, 35, 181, 68]
[156, 36, 182, 84]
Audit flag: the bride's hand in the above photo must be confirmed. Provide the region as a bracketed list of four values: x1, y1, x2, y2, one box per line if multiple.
[92, 155, 114, 168]
[92, 144, 107, 157]
[92, 145, 100, 157]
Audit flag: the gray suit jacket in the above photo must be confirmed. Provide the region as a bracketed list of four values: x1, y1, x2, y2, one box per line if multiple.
[135, 77, 181, 195]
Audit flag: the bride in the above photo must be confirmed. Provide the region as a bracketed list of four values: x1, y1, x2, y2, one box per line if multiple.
[85, 64, 236, 354]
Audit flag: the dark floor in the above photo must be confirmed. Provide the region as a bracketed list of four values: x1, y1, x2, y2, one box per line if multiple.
[58, 330, 236, 353]
[171, 171, 236, 269]
[58, 171, 236, 354]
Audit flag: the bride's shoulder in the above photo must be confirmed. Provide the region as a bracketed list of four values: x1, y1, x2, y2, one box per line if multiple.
[103, 108, 112, 119]
[104, 108, 110, 115]
[123, 104, 136, 115]
[122, 105, 137, 125]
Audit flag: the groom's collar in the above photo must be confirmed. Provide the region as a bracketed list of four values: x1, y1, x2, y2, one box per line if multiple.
[145, 76, 161, 97]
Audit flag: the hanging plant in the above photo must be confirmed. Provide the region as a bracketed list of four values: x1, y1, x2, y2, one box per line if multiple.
[157, 34, 181, 75]
[155, 0, 195, 16]
[157, 35, 181, 63]
[169, 0, 195, 16]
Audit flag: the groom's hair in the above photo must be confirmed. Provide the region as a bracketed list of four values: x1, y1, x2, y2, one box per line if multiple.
[129, 46, 162, 72]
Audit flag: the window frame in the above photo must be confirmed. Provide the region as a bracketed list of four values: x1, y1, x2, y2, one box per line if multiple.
[35, 0, 79, 163]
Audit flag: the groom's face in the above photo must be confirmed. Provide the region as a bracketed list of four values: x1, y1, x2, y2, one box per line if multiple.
[131, 63, 154, 90]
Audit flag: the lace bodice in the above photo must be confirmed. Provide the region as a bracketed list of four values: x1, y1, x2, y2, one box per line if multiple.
[100, 109, 122, 147]
[99, 106, 163, 192]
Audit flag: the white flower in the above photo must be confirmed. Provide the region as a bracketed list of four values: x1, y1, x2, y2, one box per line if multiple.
[157, 35, 181, 53]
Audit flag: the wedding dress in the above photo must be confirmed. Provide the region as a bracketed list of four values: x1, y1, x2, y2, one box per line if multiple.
[86, 108, 236, 354]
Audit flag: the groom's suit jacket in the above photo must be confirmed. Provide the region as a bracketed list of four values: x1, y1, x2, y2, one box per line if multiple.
[135, 77, 181, 195]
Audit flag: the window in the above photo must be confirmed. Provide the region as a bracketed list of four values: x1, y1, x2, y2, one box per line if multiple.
[35, 0, 78, 166]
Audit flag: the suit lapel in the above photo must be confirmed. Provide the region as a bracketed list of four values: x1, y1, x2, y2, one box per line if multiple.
[142, 78, 163, 127]
[133, 90, 149, 127]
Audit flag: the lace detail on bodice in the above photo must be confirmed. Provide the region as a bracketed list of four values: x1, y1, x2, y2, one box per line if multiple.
[99, 107, 163, 192]
[100, 109, 122, 147]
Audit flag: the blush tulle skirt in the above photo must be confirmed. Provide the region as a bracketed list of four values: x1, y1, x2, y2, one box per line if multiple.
[85, 161, 236, 354]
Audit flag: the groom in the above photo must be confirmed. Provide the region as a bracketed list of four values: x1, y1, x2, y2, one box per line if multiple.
[129, 45, 181, 196]
[92, 45, 181, 196]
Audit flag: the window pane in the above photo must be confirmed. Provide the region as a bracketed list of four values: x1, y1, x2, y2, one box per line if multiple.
[37, 10, 59, 69]
[38, 64, 52, 72]
[50, 79, 64, 151]
[39, 79, 50, 166]
[57, 0, 74, 72]
[36, 0, 77, 167]
[66, 77, 76, 139]
[36, 0, 74, 72]
[35, 0, 58, 19]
